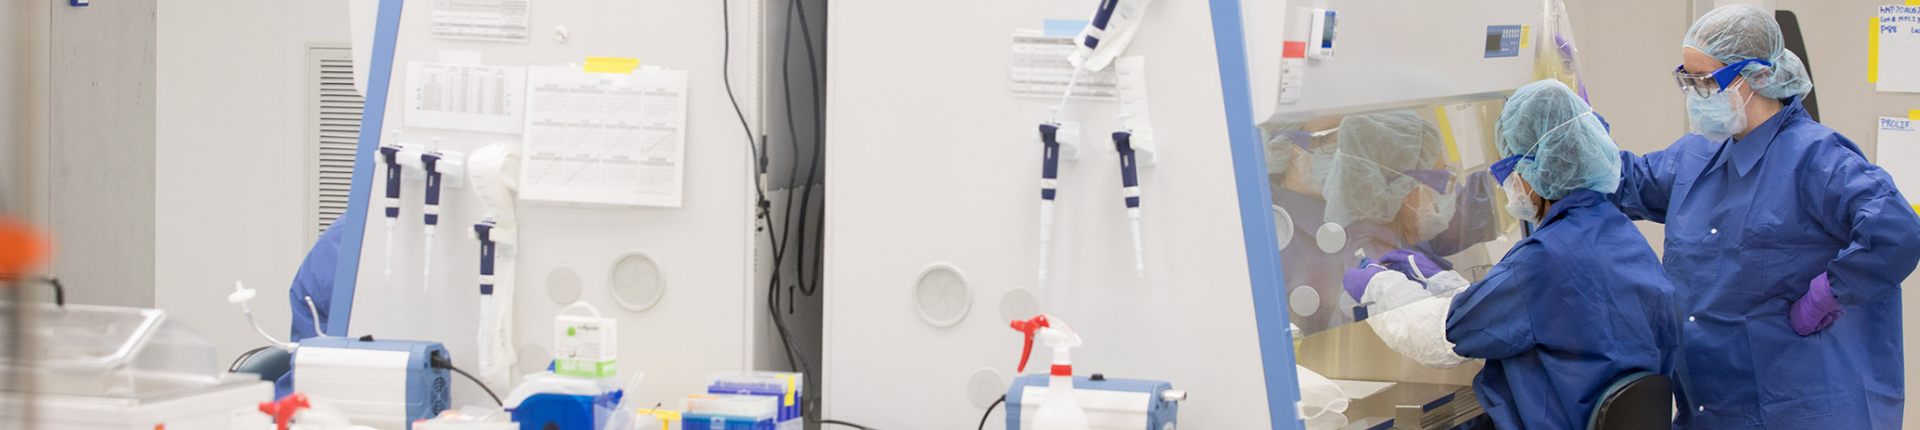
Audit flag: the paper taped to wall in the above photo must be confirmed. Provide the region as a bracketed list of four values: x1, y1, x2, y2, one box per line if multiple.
[1877, 117, 1920, 202]
[405, 62, 526, 134]
[432, 0, 531, 43]
[1010, 31, 1119, 100]
[1877, 5, 1920, 93]
[519, 66, 689, 207]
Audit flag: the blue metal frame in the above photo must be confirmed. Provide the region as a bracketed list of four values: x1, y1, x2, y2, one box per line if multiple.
[328, 0, 406, 337]
[1206, 0, 1304, 428]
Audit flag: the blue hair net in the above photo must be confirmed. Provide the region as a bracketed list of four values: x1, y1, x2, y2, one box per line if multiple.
[1496, 79, 1620, 200]
[1684, 4, 1812, 99]
[1322, 111, 1446, 226]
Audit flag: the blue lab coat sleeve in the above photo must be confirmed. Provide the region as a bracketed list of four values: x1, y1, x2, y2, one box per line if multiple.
[1806, 138, 1920, 306]
[1611, 148, 1679, 224]
[288, 223, 343, 342]
[1445, 255, 1538, 359]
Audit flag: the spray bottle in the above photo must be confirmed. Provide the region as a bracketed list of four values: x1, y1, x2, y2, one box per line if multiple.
[1010, 315, 1089, 430]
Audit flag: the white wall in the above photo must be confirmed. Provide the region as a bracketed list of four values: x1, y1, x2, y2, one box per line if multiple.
[155, 1, 350, 362]
[45, 0, 157, 308]
[1569, 0, 1920, 427]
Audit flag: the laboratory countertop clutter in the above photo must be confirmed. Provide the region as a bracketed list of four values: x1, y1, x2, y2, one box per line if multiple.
[10, 0, 1918, 429]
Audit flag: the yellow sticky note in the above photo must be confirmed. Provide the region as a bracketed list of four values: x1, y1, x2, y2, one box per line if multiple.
[1434, 106, 1462, 164]
[1910, 110, 1920, 120]
[1871, 17, 1881, 83]
[584, 57, 640, 74]
[1909, 0, 1919, 6]
[1520, 26, 1532, 49]
[1912, 204, 1919, 215]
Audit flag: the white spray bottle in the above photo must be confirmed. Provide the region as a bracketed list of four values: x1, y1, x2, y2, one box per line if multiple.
[1011, 315, 1089, 430]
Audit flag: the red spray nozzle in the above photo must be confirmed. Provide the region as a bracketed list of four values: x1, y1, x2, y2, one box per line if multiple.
[258, 393, 312, 430]
[1010, 315, 1052, 372]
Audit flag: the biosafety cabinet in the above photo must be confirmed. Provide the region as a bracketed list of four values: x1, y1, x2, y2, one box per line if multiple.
[822, 0, 1557, 428]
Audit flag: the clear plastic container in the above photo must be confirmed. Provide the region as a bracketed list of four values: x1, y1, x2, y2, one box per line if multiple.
[681, 395, 776, 418]
[705, 371, 802, 421]
[0, 303, 239, 402]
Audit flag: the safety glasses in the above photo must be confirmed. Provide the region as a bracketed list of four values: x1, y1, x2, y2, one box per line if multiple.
[1673, 58, 1771, 98]
[1489, 154, 1532, 186]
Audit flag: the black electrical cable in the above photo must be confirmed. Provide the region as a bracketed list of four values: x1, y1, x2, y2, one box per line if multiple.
[430, 353, 502, 406]
[819, 419, 878, 429]
[229, 345, 274, 373]
[790, 0, 826, 298]
[978, 395, 1007, 430]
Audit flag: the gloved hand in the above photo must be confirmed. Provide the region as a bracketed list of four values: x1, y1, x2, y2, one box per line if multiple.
[1790, 273, 1844, 336]
[1380, 249, 1443, 281]
[1344, 265, 1387, 302]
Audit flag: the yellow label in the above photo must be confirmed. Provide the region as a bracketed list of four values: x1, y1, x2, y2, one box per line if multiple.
[1434, 106, 1462, 164]
[1909, 0, 1919, 6]
[1871, 18, 1882, 83]
[1912, 204, 1919, 215]
[1520, 26, 1532, 49]
[1910, 110, 1919, 120]
[779, 374, 796, 406]
[584, 57, 641, 74]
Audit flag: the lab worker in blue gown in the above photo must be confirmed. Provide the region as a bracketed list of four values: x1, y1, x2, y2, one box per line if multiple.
[274, 221, 345, 398]
[1611, 5, 1920, 429]
[1444, 79, 1681, 430]
[1260, 112, 1503, 334]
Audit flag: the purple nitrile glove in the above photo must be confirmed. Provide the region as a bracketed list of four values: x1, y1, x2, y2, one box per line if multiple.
[1344, 266, 1387, 302]
[1790, 273, 1844, 336]
[1381, 249, 1443, 281]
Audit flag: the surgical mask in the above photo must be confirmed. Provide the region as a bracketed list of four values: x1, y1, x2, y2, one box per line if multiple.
[1685, 79, 1751, 142]
[1502, 178, 1541, 224]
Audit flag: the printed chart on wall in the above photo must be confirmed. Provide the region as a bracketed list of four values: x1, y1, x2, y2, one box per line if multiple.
[1878, 117, 1920, 214]
[519, 66, 690, 208]
[406, 61, 526, 134]
[1876, 5, 1920, 93]
[432, 0, 531, 43]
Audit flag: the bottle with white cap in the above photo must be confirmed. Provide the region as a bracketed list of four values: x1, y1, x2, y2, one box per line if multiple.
[1010, 315, 1089, 430]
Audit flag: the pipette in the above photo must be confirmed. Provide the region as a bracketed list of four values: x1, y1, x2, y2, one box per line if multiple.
[473, 219, 497, 376]
[1113, 130, 1145, 276]
[421, 139, 444, 292]
[1038, 123, 1063, 287]
[380, 130, 404, 281]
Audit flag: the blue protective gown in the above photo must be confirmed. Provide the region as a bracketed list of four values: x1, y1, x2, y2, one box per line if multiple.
[1447, 189, 1680, 430]
[275, 222, 344, 398]
[1611, 97, 1920, 429]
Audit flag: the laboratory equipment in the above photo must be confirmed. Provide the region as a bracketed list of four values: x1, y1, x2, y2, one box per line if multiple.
[381, 131, 405, 281]
[705, 371, 803, 424]
[1036, 122, 1074, 287]
[554, 302, 618, 378]
[0, 304, 274, 429]
[1009, 315, 1088, 430]
[681, 395, 777, 430]
[1069, 0, 1156, 73]
[511, 390, 622, 430]
[474, 220, 502, 387]
[1003, 374, 1182, 430]
[1111, 130, 1146, 276]
[422, 144, 444, 291]
[466, 143, 520, 389]
[1306, 9, 1337, 59]
[259, 393, 384, 430]
[294, 336, 453, 429]
[822, 0, 1542, 427]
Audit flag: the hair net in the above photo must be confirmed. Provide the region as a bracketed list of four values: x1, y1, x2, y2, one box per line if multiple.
[1322, 111, 1446, 227]
[1496, 79, 1620, 200]
[1684, 4, 1812, 99]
